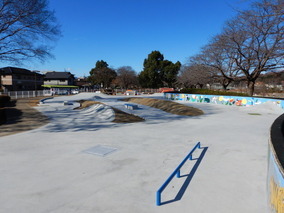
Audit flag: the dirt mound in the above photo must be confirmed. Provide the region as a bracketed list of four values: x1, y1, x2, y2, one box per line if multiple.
[112, 108, 145, 123]
[121, 97, 203, 116]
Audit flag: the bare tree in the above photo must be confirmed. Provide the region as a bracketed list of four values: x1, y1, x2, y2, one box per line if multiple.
[178, 64, 214, 89]
[0, 0, 61, 64]
[218, 0, 284, 96]
[191, 36, 241, 90]
[115, 66, 138, 89]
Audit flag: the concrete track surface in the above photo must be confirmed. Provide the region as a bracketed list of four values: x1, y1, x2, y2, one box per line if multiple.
[0, 93, 283, 213]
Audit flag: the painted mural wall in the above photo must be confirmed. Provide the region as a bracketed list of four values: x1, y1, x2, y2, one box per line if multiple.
[164, 93, 284, 109]
[164, 93, 284, 212]
[268, 113, 284, 213]
[268, 145, 284, 213]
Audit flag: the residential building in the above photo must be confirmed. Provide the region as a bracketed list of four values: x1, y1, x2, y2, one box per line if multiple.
[42, 71, 78, 95]
[75, 77, 92, 91]
[0, 67, 43, 91]
[44, 71, 75, 86]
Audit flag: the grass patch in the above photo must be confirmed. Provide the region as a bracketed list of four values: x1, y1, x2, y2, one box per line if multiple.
[26, 96, 47, 107]
[248, 113, 262, 115]
[112, 108, 144, 123]
[75, 100, 103, 109]
[175, 88, 248, 97]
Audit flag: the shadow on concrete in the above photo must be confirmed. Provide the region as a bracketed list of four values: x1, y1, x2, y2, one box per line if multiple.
[160, 146, 208, 206]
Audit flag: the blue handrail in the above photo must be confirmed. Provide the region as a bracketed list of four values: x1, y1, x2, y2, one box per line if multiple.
[156, 142, 201, 206]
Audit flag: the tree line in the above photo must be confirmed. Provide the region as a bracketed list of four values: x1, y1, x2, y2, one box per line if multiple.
[0, 0, 282, 96]
[88, 51, 181, 89]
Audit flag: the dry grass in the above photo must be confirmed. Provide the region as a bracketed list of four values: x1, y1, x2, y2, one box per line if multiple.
[27, 97, 46, 107]
[112, 108, 145, 123]
[75, 100, 103, 109]
[120, 97, 204, 116]
[0, 98, 49, 137]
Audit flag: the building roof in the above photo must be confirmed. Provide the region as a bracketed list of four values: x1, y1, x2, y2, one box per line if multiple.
[0, 67, 41, 76]
[44, 71, 74, 80]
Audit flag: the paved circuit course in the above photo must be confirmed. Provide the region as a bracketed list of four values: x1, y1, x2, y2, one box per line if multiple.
[0, 93, 283, 213]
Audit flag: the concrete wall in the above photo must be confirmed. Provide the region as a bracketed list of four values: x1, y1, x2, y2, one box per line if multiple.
[164, 93, 284, 109]
[268, 114, 284, 213]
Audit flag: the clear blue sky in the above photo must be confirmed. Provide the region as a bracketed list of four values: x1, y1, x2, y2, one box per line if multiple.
[22, 0, 251, 77]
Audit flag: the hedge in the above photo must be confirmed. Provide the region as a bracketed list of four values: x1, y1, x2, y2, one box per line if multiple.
[0, 95, 11, 125]
[178, 88, 248, 97]
[0, 95, 11, 107]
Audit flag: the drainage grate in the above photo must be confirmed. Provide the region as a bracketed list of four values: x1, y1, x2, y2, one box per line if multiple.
[83, 145, 118, 157]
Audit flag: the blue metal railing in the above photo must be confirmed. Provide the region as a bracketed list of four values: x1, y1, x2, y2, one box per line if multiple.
[156, 142, 201, 206]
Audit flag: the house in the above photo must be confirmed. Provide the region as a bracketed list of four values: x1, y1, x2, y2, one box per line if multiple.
[43, 71, 78, 95]
[0, 67, 43, 91]
[74, 77, 92, 91]
[44, 71, 75, 86]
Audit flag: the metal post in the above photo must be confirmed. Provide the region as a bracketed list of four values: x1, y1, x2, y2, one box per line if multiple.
[176, 170, 181, 178]
[156, 192, 161, 206]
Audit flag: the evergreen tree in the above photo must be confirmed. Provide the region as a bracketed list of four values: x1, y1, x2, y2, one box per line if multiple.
[89, 60, 117, 88]
[138, 51, 181, 88]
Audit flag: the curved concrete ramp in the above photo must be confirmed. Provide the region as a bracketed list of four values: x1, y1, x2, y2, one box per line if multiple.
[78, 104, 115, 122]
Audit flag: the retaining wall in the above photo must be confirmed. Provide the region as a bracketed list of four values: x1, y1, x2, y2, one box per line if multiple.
[164, 93, 284, 109]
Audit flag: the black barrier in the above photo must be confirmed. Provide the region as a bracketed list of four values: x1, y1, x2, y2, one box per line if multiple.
[270, 113, 284, 168]
[268, 113, 284, 212]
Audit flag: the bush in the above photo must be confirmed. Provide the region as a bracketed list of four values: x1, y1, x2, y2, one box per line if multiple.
[0, 108, 5, 124]
[0, 95, 10, 125]
[0, 95, 10, 107]
[177, 88, 248, 97]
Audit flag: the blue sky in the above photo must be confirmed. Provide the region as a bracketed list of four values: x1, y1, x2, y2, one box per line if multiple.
[23, 0, 250, 77]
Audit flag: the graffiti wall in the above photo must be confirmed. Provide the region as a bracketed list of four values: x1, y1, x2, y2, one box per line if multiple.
[164, 93, 284, 109]
[268, 114, 284, 212]
[268, 147, 284, 213]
